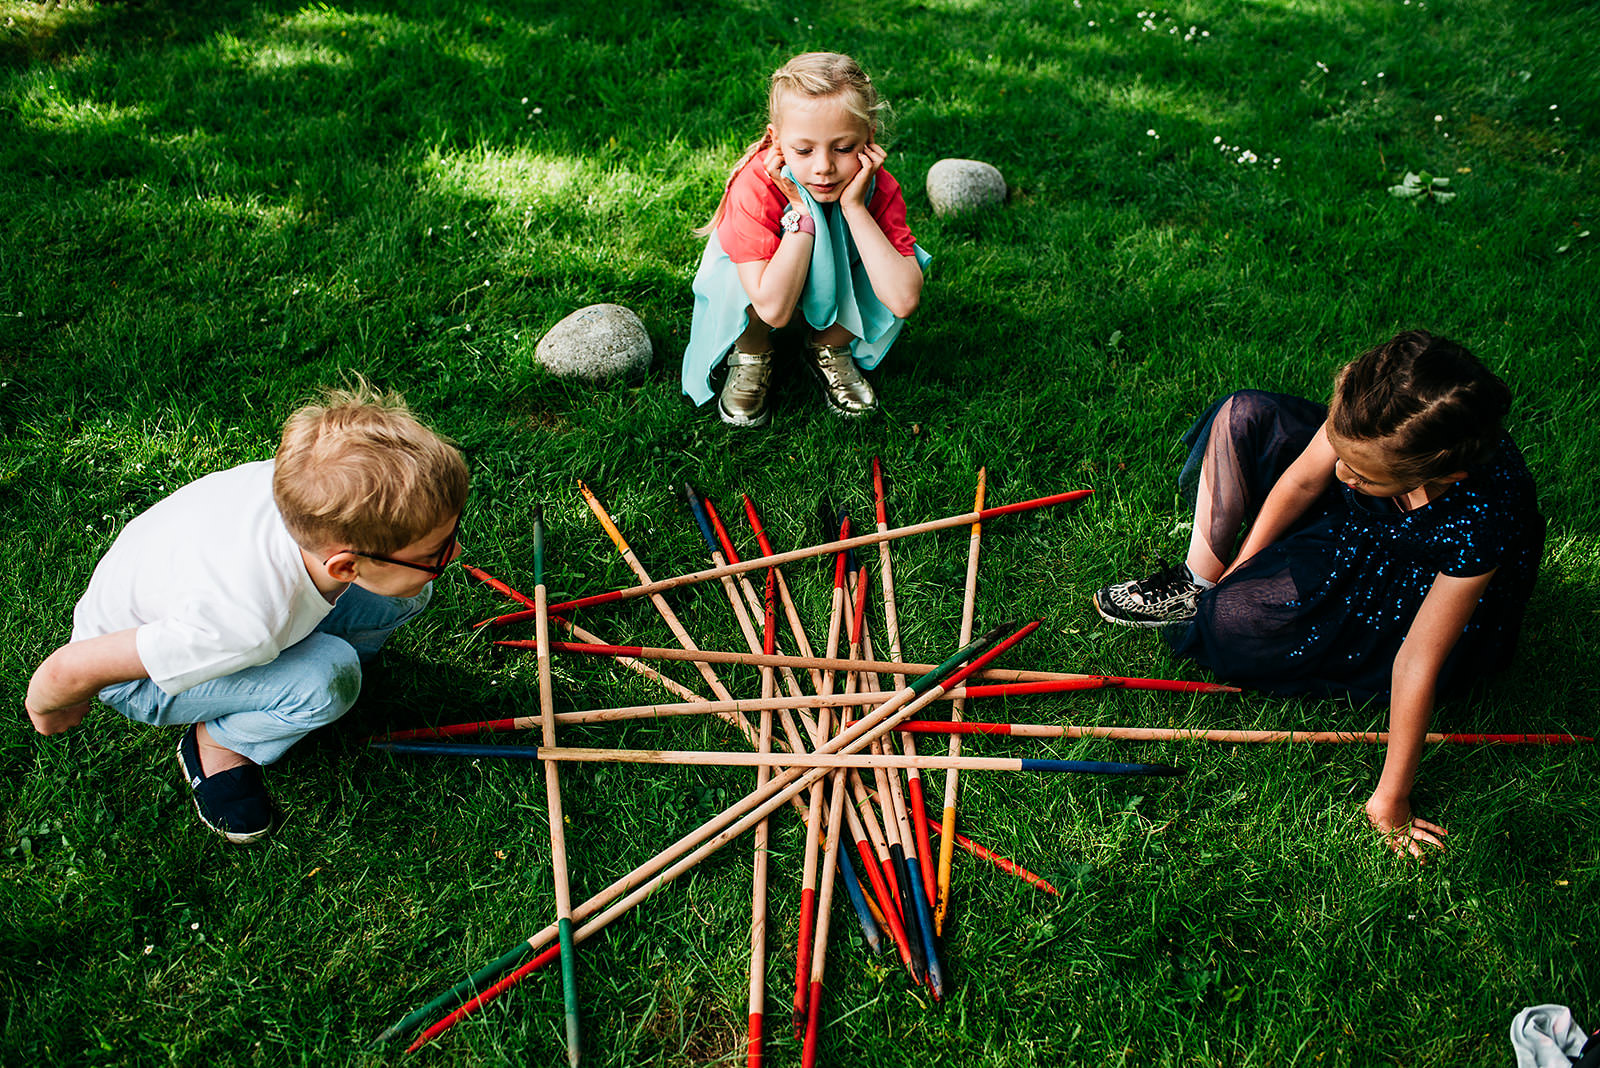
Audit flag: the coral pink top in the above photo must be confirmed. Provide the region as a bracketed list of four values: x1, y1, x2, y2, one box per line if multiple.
[716, 158, 918, 264]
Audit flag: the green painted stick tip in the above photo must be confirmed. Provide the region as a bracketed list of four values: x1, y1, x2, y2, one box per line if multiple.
[534, 504, 546, 587]
[558, 917, 581, 1064]
[368, 941, 536, 1046]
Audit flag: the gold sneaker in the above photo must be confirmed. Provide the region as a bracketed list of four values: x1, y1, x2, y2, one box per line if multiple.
[804, 342, 878, 418]
[717, 348, 775, 427]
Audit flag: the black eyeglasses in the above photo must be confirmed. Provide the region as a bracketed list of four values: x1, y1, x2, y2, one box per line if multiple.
[345, 514, 462, 577]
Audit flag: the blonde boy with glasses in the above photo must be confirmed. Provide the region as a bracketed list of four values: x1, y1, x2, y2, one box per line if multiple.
[24, 384, 468, 843]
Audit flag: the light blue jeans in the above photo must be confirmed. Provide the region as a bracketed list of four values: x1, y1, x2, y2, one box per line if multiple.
[98, 583, 432, 765]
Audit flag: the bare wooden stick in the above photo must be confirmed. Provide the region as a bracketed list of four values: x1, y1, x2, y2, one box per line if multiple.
[747, 569, 776, 1068]
[503, 638, 1236, 693]
[533, 509, 582, 1068]
[938, 469, 986, 936]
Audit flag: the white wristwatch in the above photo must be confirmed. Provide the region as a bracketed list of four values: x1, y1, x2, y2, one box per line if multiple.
[779, 205, 816, 236]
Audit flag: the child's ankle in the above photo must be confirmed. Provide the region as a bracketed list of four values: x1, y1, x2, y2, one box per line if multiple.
[195, 723, 253, 777]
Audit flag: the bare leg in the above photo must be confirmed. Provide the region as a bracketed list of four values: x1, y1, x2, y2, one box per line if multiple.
[1183, 394, 1256, 584]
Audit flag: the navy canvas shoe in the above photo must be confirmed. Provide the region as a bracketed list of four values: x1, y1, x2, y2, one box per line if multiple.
[175, 725, 275, 844]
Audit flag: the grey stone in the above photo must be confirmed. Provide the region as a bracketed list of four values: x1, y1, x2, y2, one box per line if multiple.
[534, 304, 653, 380]
[925, 158, 1007, 217]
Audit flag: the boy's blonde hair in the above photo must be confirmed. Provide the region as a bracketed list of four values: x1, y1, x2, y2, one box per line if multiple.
[273, 381, 469, 554]
[697, 52, 887, 236]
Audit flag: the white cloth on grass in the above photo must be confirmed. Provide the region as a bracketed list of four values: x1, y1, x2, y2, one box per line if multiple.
[1511, 1004, 1588, 1068]
[72, 460, 335, 696]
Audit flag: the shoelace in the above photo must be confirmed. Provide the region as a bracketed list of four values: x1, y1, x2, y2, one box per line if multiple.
[1134, 561, 1193, 602]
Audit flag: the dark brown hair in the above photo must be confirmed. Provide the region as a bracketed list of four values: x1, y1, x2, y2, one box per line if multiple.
[1327, 330, 1512, 484]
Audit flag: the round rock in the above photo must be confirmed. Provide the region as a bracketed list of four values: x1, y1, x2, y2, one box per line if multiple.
[534, 303, 652, 380]
[925, 158, 1007, 217]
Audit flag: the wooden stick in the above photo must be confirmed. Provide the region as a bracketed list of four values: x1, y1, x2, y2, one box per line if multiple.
[747, 568, 775, 1068]
[794, 517, 850, 1037]
[872, 457, 939, 913]
[531, 510, 582, 1068]
[801, 726, 851, 1068]
[505, 639, 1238, 693]
[391, 625, 1022, 1051]
[476, 489, 1093, 627]
[370, 739, 1183, 776]
[895, 723, 1599, 745]
[938, 469, 986, 936]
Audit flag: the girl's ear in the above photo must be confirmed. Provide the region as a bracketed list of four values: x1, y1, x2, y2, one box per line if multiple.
[764, 123, 778, 149]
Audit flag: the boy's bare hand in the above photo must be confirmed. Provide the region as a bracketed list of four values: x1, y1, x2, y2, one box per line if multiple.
[1365, 792, 1447, 860]
[25, 698, 89, 735]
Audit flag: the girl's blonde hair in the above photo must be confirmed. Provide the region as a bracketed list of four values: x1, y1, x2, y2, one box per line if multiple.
[696, 52, 886, 236]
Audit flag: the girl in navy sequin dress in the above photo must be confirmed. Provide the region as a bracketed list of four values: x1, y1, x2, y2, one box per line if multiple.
[1093, 331, 1545, 857]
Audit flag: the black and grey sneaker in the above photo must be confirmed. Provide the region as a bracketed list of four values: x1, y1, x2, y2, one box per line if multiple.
[175, 724, 275, 844]
[1093, 561, 1203, 628]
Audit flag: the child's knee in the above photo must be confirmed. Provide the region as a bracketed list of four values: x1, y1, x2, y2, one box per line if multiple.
[275, 635, 364, 727]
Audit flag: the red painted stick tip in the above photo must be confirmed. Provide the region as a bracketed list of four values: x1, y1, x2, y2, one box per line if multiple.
[830, 519, 850, 587]
[372, 719, 520, 743]
[406, 944, 561, 1053]
[977, 488, 1093, 519]
[800, 981, 824, 1068]
[703, 495, 744, 565]
[461, 563, 539, 610]
[871, 456, 887, 526]
[747, 1015, 763, 1068]
[792, 889, 816, 1029]
[896, 720, 1015, 736]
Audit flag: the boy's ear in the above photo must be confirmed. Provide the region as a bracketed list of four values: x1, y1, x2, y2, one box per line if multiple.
[323, 550, 362, 584]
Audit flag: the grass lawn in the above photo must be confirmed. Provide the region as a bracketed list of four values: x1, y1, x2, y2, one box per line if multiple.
[2, 0, 1597, 1064]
